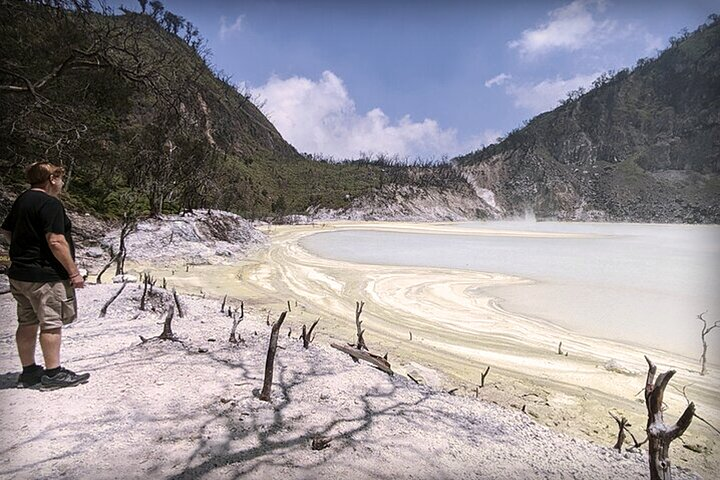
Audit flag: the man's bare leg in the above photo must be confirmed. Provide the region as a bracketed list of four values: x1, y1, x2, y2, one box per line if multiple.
[39, 328, 61, 370]
[16, 324, 39, 367]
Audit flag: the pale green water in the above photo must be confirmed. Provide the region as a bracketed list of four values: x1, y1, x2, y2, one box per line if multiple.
[300, 222, 720, 360]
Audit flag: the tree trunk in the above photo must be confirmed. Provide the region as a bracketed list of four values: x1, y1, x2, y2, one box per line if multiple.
[330, 342, 393, 375]
[355, 301, 367, 350]
[644, 356, 695, 480]
[700, 342, 708, 376]
[159, 301, 176, 340]
[259, 312, 286, 401]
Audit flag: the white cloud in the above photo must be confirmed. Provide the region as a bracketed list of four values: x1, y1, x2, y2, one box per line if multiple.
[219, 15, 244, 40]
[484, 73, 512, 88]
[508, 0, 615, 57]
[505, 72, 601, 114]
[643, 32, 664, 54]
[466, 130, 505, 149]
[249, 71, 472, 160]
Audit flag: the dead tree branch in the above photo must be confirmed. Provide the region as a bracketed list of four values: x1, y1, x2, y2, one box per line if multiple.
[609, 412, 632, 451]
[173, 289, 184, 318]
[96, 251, 121, 284]
[259, 312, 287, 401]
[330, 342, 393, 375]
[672, 383, 720, 436]
[99, 282, 127, 317]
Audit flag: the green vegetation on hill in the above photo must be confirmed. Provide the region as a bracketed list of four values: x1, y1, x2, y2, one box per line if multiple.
[0, 0, 435, 219]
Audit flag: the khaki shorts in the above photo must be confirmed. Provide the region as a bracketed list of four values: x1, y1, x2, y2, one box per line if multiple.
[9, 279, 77, 331]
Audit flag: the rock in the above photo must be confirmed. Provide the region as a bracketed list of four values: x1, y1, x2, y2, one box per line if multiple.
[112, 274, 138, 283]
[603, 359, 639, 376]
[0, 274, 9, 294]
[83, 246, 106, 258]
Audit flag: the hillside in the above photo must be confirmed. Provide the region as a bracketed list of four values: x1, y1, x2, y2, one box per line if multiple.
[1, 3, 718, 224]
[454, 17, 720, 223]
[0, 1, 426, 220]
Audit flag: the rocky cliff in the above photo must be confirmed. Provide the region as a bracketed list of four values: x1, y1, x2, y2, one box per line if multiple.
[454, 17, 720, 223]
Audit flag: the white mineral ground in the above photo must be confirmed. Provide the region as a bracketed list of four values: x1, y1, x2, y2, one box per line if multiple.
[129, 221, 720, 477]
[0, 220, 717, 479]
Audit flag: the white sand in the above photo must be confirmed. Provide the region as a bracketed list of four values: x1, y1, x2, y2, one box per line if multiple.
[1, 219, 716, 479]
[0, 284, 701, 479]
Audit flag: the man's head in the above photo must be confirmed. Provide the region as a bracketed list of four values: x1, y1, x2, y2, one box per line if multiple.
[25, 162, 65, 197]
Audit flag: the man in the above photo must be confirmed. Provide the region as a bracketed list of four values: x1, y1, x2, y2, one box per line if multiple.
[1, 162, 90, 390]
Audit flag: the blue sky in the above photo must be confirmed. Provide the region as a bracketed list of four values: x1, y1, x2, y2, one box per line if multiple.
[126, 0, 719, 160]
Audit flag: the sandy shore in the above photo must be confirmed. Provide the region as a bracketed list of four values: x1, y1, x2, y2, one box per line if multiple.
[126, 221, 720, 478]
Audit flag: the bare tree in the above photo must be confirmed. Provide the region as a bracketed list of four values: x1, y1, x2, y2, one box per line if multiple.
[115, 213, 137, 276]
[697, 312, 719, 375]
[643, 356, 694, 480]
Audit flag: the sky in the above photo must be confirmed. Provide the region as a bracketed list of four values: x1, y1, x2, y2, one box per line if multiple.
[123, 0, 719, 160]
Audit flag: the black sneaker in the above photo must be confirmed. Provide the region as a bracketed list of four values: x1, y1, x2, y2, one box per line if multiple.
[40, 368, 90, 391]
[17, 365, 45, 388]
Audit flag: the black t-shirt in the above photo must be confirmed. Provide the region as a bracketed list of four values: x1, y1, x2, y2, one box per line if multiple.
[1, 190, 75, 282]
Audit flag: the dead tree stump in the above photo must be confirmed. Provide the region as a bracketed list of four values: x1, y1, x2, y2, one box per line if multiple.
[480, 366, 491, 388]
[229, 302, 245, 343]
[159, 300, 177, 340]
[644, 356, 695, 480]
[610, 412, 630, 451]
[259, 312, 287, 401]
[301, 318, 320, 349]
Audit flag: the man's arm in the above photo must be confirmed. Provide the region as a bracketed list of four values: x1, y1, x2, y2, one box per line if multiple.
[46, 232, 84, 288]
[1, 228, 10, 244]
